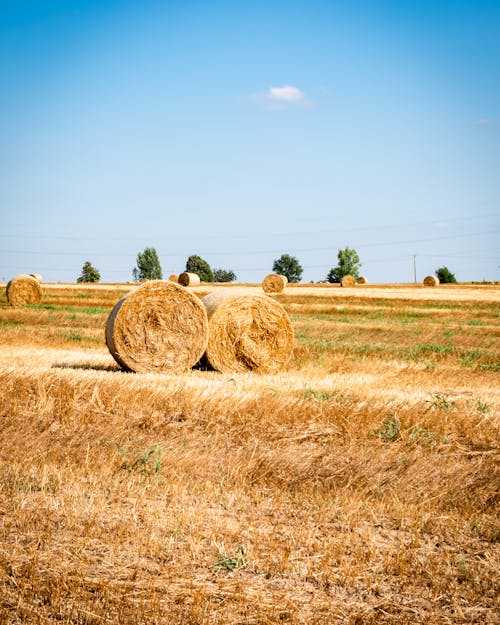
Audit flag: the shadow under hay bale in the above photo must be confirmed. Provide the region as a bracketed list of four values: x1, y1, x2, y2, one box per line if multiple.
[423, 275, 440, 287]
[105, 280, 208, 373]
[201, 289, 294, 373]
[262, 273, 287, 293]
[6, 274, 43, 306]
[341, 275, 356, 287]
[178, 272, 201, 286]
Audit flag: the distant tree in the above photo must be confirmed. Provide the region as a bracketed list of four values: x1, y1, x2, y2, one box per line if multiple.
[132, 247, 163, 281]
[213, 268, 237, 282]
[272, 253, 303, 283]
[186, 255, 213, 282]
[77, 261, 100, 283]
[327, 247, 361, 283]
[436, 266, 457, 283]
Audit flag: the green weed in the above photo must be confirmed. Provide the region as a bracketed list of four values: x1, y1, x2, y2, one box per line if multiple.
[212, 545, 246, 572]
[116, 444, 168, 475]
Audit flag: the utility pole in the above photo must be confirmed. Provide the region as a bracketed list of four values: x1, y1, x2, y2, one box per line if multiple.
[412, 254, 417, 284]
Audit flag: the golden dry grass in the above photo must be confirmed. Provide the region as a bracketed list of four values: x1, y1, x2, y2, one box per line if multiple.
[0, 282, 498, 624]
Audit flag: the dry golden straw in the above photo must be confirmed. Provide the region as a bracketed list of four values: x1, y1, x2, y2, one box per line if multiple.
[201, 289, 294, 373]
[6, 274, 43, 306]
[356, 276, 368, 284]
[168, 274, 179, 283]
[341, 275, 356, 288]
[178, 272, 201, 287]
[423, 275, 440, 287]
[262, 273, 288, 293]
[30, 273, 43, 283]
[105, 280, 209, 373]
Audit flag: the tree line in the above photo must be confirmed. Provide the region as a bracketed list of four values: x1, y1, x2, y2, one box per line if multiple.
[77, 247, 457, 284]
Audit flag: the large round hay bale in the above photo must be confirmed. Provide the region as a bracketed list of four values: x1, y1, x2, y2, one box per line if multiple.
[262, 273, 287, 293]
[30, 273, 43, 283]
[6, 274, 43, 306]
[341, 275, 356, 288]
[201, 289, 294, 374]
[105, 280, 209, 373]
[423, 275, 439, 287]
[356, 276, 368, 285]
[178, 272, 201, 287]
[168, 273, 178, 283]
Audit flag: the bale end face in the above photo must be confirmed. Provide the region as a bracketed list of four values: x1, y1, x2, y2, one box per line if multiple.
[178, 272, 201, 287]
[423, 275, 440, 287]
[341, 275, 356, 288]
[262, 273, 287, 293]
[356, 276, 368, 285]
[6, 275, 43, 306]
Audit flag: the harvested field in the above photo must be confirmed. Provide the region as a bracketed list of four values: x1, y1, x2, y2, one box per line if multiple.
[0, 282, 498, 624]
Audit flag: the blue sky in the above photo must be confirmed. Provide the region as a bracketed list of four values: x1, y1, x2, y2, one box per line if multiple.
[1, 0, 499, 283]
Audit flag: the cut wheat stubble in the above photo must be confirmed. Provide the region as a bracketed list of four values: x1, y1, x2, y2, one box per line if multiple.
[105, 280, 209, 373]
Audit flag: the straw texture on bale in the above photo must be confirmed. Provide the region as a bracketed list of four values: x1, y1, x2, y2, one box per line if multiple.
[168, 274, 178, 283]
[30, 273, 43, 283]
[178, 272, 201, 287]
[105, 280, 209, 373]
[201, 289, 294, 374]
[356, 276, 368, 285]
[341, 275, 356, 288]
[6, 274, 43, 306]
[262, 273, 288, 293]
[423, 275, 440, 287]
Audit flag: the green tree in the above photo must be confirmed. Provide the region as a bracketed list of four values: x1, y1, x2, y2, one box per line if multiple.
[186, 255, 213, 282]
[272, 254, 303, 283]
[436, 266, 457, 283]
[77, 261, 100, 283]
[132, 247, 162, 281]
[213, 268, 237, 282]
[327, 247, 361, 283]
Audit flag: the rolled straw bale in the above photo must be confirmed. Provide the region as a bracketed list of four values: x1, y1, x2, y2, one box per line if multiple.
[168, 274, 179, 283]
[262, 273, 288, 293]
[6, 274, 43, 306]
[356, 276, 368, 285]
[423, 275, 439, 287]
[341, 275, 356, 288]
[178, 272, 201, 287]
[30, 273, 43, 283]
[201, 289, 294, 373]
[105, 280, 208, 373]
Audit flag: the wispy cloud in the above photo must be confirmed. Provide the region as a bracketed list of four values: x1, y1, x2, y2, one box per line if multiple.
[249, 85, 312, 110]
[473, 117, 499, 128]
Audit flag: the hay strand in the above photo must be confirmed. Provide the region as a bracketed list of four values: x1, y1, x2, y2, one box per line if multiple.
[423, 275, 440, 287]
[105, 280, 209, 373]
[30, 273, 43, 283]
[6, 274, 43, 306]
[178, 272, 201, 287]
[168, 274, 179, 283]
[262, 273, 287, 293]
[356, 276, 368, 285]
[341, 275, 356, 288]
[201, 289, 294, 373]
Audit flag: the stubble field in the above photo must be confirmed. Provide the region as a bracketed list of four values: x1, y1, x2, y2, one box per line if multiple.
[0, 282, 498, 624]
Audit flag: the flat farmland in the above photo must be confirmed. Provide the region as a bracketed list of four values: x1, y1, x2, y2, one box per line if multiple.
[0, 282, 498, 624]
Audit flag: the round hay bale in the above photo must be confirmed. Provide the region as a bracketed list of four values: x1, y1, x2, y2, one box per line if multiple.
[168, 273, 178, 283]
[423, 275, 439, 287]
[178, 272, 201, 287]
[30, 273, 43, 283]
[341, 275, 356, 288]
[105, 280, 209, 373]
[262, 273, 288, 293]
[356, 276, 368, 285]
[201, 289, 294, 374]
[6, 274, 43, 306]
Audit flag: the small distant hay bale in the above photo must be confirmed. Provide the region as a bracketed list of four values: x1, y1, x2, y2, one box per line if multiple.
[30, 273, 43, 283]
[356, 276, 368, 285]
[423, 275, 439, 287]
[105, 280, 209, 373]
[262, 273, 288, 293]
[168, 274, 178, 283]
[6, 274, 43, 306]
[178, 272, 201, 287]
[201, 289, 294, 374]
[341, 275, 356, 288]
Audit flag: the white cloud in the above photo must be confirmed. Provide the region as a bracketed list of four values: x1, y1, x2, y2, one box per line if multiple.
[249, 85, 312, 110]
[474, 118, 491, 126]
